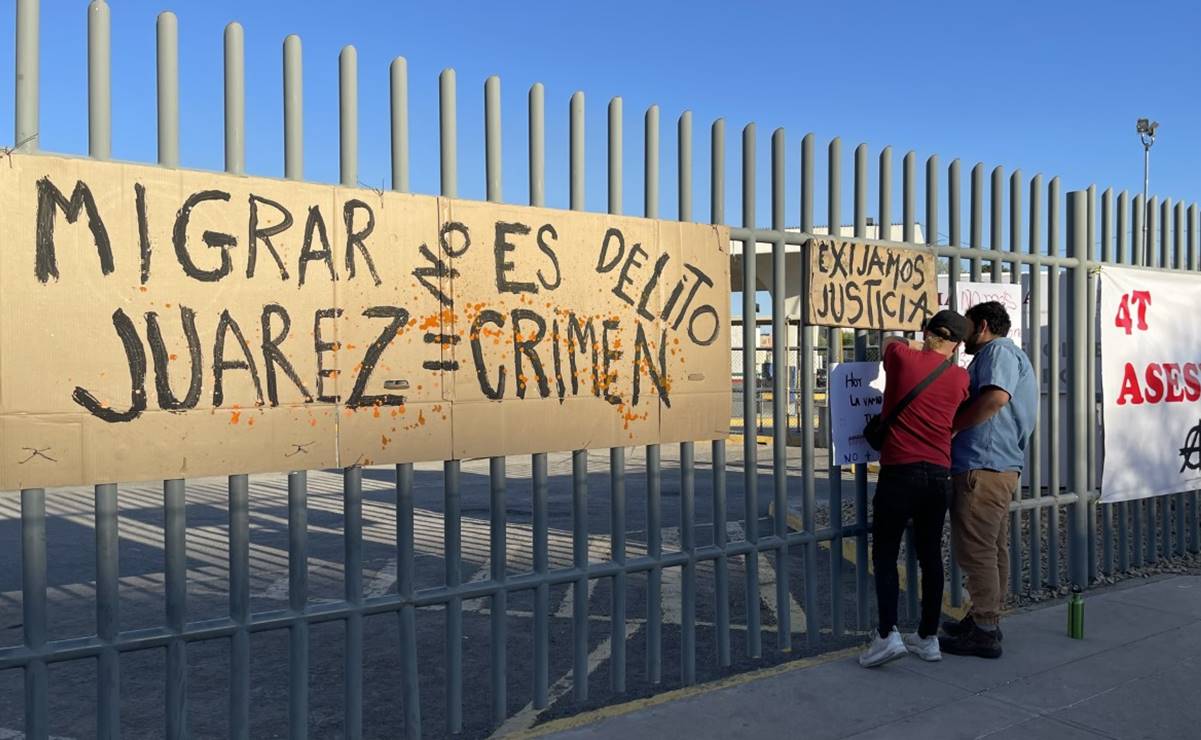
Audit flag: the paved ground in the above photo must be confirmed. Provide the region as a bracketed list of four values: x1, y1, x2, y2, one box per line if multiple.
[541, 575, 1201, 740]
[0, 444, 898, 739]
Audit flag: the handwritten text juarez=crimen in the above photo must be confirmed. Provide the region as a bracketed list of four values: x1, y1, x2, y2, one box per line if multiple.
[0, 154, 730, 488]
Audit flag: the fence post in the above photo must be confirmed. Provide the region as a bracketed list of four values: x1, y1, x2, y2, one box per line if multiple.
[1067, 191, 1090, 588]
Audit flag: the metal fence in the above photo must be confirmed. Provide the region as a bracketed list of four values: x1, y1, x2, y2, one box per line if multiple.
[3, 0, 1201, 738]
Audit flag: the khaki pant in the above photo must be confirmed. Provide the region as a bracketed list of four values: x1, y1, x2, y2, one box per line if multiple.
[951, 470, 1020, 626]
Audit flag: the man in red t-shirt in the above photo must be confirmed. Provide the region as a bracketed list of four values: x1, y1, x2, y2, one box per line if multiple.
[860, 309, 972, 668]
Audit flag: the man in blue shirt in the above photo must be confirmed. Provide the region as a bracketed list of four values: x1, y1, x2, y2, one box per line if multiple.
[940, 301, 1037, 659]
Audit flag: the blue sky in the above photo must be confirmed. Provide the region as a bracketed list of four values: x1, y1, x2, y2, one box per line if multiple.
[2, 0, 1199, 239]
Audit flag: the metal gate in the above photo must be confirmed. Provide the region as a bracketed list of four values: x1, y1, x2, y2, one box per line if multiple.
[3, 0, 1201, 738]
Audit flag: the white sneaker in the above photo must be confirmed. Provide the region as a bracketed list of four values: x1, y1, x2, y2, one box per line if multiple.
[903, 632, 942, 662]
[859, 627, 907, 668]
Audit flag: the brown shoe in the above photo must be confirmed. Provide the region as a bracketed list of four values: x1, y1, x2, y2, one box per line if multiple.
[938, 624, 1003, 659]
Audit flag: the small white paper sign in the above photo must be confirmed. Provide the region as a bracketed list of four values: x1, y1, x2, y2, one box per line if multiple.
[829, 361, 887, 466]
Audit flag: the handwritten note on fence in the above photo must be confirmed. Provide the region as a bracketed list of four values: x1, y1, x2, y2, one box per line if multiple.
[828, 361, 886, 465]
[0, 153, 730, 489]
[806, 237, 936, 330]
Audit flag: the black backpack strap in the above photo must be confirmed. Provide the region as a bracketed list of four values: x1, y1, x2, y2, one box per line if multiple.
[877, 356, 953, 432]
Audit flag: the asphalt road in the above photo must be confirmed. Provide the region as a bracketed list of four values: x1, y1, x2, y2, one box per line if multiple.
[0, 444, 895, 739]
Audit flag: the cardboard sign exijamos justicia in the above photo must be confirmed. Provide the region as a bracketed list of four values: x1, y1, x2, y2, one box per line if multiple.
[0, 154, 731, 489]
[806, 237, 937, 331]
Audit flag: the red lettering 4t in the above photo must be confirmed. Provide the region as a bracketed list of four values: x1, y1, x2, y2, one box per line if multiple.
[1114, 291, 1151, 335]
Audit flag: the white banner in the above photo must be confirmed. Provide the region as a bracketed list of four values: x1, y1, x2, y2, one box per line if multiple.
[829, 361, 886, 466]
[1100, 266, 1201, 502]
[936, 277, 1024, 368]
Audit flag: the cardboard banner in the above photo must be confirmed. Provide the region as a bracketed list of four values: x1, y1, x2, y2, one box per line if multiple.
[806, 237, 936, 330]
[936, 277, 1024, 369]
[828, 361, 886, 466]
[0, 153, 730, 489]
[1100, 266, 1201, 502]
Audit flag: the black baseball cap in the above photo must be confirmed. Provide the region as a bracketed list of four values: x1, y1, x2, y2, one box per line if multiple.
[922, 310, 973, 343]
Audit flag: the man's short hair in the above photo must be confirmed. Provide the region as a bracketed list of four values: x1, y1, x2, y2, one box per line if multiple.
[965, 301, 1011, 337]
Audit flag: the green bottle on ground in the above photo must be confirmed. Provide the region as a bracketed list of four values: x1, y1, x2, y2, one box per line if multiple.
[1068, 586, 1085, 639]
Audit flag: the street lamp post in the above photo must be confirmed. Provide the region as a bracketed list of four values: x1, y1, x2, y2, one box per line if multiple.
[1137, 118, 1159, 266]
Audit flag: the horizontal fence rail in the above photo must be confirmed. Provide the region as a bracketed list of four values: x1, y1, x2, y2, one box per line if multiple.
[3, 1, 1201, 738]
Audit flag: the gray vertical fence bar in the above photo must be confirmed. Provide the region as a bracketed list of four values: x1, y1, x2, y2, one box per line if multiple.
[1085, 185, 1097, 586]
[484, 75, 509, 725]
[1067, 192, 1089, 589]
[1009, 170, 1023, 593]
[339, 46, 364, 740]
[1191, 204, 1201, 556]
[945, 157, 963, 608]
[158, 12, 186, 736]
[284, 35, 303, 180]
[878, 143, 893, 615]
[800, 132, 820, 648]
[396, 464, 420, 738]
[827, 136, 843, 638]
[710, 116, 732, 662]
[1115, 191, 1129, 572]
[282, 33, 309, 740]
[1175, 203, 1187, 556]
[742, 123, 761, 658]
[489, 457, 508, 724]
[224, 23, 245, 175]
[1117, 192, 1128, 265]
[1160, 198, 1172, 269]
[531, 453, 550, 708]
[440, 67, 465, 733]
[1028, 173, 1043, 592]
[970, 163, 984, 282]
[714, 412, 732, 662]
[228, 474, 250, 740]
[1047, 177, 1061, 588]
[165, 479, 187, 740]
[391, 58, 408, 192]
[15, 0, 38, 152]
[88, 4, 119, 737]
[444, 457, 464, 728]
[529, 84, 545, 208]
[914, 154, 934, 614]
[571, 448, 589, 703]
[343, 467, 364, 740]
[645, 104, 664, 685]
[1146, 196, 1158, 563]
[606, 95, 628, 695]
[1158, 199, 1172, 556]
[288, 472, 309, 740]
[1131, 195, 1144, 567]
[224, 24, 250, 739]
[569, 90, 591, 703]
[678, 110, 698, 683]
[95, 480, 120, 739]
[88, 0, 111, 161]
[528, 82, 551, 710]
[990, 166, 1003, 282]
[771, 128, 791, 652]
[157, 12, 178, 167]
[852, 143, 869, 632]
[901, 151, 919, 618]
[1100, 189, 1114, 577]
[22, 488, 48, 740]
[485, 75, 502, 201]
[339, 46, 357, 185]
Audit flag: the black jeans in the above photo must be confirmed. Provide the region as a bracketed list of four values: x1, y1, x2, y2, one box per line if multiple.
[872, 461, 951, 639]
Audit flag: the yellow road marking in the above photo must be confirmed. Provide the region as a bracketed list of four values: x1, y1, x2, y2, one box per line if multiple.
[516, 646, 860, 738]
